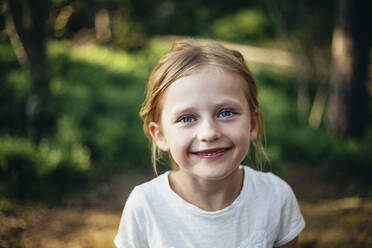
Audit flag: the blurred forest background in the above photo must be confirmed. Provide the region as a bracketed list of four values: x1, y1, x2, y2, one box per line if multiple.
[0, 0, 371, 247]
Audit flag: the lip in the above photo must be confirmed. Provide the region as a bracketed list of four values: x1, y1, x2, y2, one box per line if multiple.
[190, 147, 232, 160]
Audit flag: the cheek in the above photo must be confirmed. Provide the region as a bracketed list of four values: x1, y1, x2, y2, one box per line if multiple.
[236, 134, 251, 151]
[164, 128, 191, 151]
[167, 137, 191, 167]
[230, 123, 252, 148]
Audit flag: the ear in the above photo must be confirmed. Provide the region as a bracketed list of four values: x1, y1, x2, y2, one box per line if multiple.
[149, 122, 170, 151]
[249, 110, 259, 141]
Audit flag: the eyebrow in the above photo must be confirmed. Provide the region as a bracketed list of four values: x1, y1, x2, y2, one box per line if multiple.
[214, 100, 242, 109]
[169, 106, 198, 118]
[169, 99, 243, 117]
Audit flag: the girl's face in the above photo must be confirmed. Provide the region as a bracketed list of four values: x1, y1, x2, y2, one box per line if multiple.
[149, 65, 258, 181]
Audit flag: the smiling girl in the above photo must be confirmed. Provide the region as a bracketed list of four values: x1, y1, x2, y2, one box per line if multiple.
[114, 41, 305, 248]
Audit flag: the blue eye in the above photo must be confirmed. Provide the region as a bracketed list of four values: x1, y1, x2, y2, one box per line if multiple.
[218, 110, 233, 118]
[180, 116, 195, 123]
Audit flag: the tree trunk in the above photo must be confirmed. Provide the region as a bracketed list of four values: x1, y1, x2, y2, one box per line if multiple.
[4, 0, 53, 140]
[327, 0, 369, 138]
[95, 8, 112, 44]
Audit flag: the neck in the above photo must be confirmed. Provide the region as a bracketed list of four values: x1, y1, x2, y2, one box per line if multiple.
[169, 166, 244, 211]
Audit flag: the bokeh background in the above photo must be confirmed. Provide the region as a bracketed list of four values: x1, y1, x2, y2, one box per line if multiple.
[0, 0, 371, 247]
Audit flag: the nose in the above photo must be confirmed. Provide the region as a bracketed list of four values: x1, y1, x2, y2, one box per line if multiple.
[197, 118, 221, 142]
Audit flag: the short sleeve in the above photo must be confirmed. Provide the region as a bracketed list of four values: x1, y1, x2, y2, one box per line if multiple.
[274, 179, 306, 247]
[114, 187, 149, 248]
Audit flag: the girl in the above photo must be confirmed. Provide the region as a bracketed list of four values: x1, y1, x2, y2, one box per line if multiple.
[115, 41, 305, 248]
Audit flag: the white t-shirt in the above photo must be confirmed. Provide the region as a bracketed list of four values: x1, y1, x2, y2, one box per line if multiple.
[114, 166, 305, 248]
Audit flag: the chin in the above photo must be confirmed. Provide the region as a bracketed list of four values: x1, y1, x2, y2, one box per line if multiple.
[197, 165, 240, 181]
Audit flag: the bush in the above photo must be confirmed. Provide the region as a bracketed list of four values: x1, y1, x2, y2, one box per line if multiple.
[212, 9, 274, 42]
[1, 39, 371, 202]
[0, 135, 91, 202]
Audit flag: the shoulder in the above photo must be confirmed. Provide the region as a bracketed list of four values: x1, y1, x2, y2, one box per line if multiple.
[244, 166, 291, 190]
[243, 166, 295, 203]
[126, 171, 170, 208]
[242, 166, 305, 246]
[115, 173, 170, 248]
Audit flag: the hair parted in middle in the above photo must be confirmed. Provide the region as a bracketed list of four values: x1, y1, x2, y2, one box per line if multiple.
[139, 41, 267, 175]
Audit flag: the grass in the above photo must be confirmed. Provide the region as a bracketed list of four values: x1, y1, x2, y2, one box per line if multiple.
[0, 38, 371, 205]
[0, 38, 371, 248]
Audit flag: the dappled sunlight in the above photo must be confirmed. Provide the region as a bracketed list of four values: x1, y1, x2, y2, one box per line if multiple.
[152, 36, 295, 67]
[48, 41, 169, 79]
[1, 0, 371, 246]
[300, 198, 372, 247]
[1, 39, 371, 248]
[301, 197, 363, 215]
[20, 208, 119, 248]
[1, 172, 370, 248]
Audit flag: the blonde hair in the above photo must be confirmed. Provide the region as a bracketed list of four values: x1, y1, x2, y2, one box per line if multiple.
[139, 41, 266, 175]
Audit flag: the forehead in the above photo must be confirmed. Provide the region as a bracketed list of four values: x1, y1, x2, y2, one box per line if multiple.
[173, 65, 247, 90]
[178, 64, 248, 85]
[160, 65, 249, 111]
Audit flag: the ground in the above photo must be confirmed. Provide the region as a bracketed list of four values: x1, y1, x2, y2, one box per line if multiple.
[0, 165, 371, 248]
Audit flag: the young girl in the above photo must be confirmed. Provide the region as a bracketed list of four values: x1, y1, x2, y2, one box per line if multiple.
[115, 41, 305, 248]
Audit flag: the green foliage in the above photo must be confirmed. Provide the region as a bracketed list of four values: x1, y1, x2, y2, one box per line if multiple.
[1, 39, 371, 203]
[264, 0, 337, 48]
[46, 41, 168, 171]
[0, 42, 18, 64]
[0, 40, 170, 203]
[212, 9, 273, 42]
[0, 135, 90, 202]
[253, 65, 372, 188]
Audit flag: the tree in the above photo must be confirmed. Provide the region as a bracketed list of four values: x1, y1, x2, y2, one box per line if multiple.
[3, 0, 53, 140]
[262, 0, 336, 126]
[327, 0, 370, 138]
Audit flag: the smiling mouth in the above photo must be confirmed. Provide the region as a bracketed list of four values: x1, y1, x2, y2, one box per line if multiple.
[191, 147, 232, 159]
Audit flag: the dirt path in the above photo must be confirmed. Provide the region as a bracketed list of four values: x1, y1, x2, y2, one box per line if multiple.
[1, 169, 371, 248]
[0, 172, 152, 248]
[151, 35, 295, 68]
